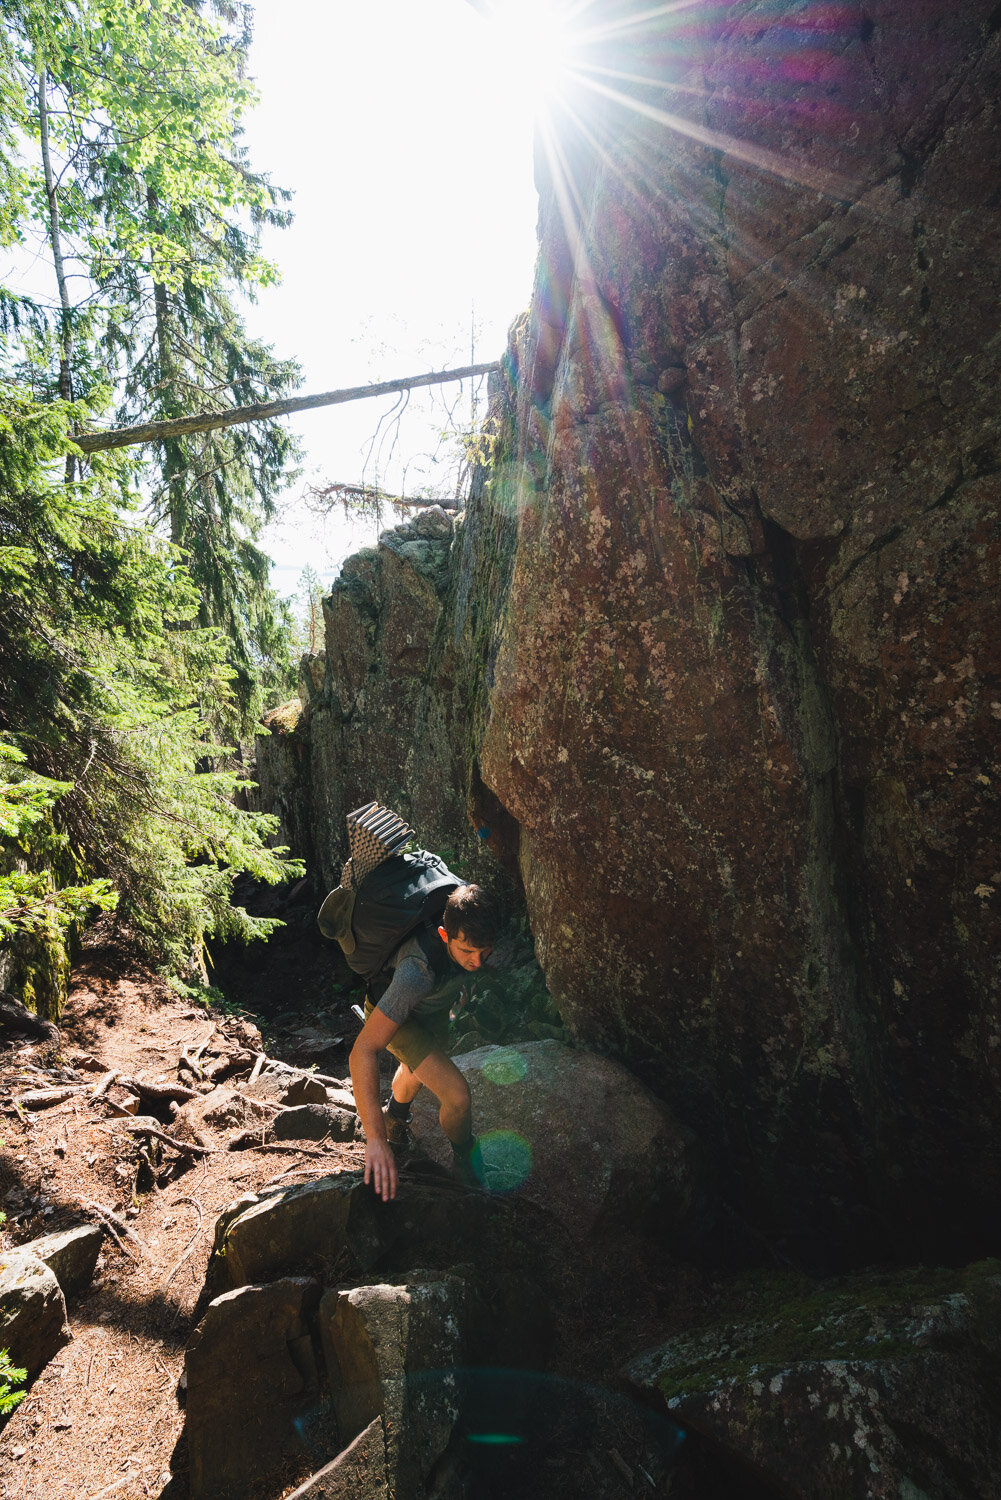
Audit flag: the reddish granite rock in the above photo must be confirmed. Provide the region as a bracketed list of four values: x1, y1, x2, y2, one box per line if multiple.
[254, 2, 1001, 1266]
[479, 0, 1001, 1262]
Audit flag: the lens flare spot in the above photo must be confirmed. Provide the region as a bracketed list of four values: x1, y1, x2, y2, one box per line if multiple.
[474, 1129, 533, 1192]
[481, 1048, 528, 1086]
[466, 1432, 525, 1445]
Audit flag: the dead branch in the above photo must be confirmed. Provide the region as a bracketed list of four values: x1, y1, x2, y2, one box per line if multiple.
[104, 1091, 141, 1118]
[191, 1028, 216, 1063]
[203, 1050, 256, 1083]
[179, 1047, 204, 1080]
[89, 1475, 133, 1500]
[239, 1142, 329, 1156]
[12, 1086, 87, 1109]
[231, 1090, 283, 1115]
[74, 361, 500, 454]
[120, 1122, 218, 1157]
[304, 479, 460, 517]
[118, 1077, 198, 1105]
[158, 1195, 204, 1291]
[89, 1069, 119, 1103]
[85, 1200, 145, 1260]
[255, 1058, 347, 1089]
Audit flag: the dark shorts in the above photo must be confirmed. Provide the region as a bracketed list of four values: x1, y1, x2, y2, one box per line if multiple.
[364, 998, 451, 1072]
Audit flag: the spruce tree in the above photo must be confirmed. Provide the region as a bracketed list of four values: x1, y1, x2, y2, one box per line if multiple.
[10, 0, 302, 735]
[0, 0, 306, 976]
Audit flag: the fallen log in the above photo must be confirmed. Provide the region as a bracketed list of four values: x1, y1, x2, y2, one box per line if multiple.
[203, 1050, 256, 1083]
[74, 361, 501, 454]
[89, 1070, 119, 1103]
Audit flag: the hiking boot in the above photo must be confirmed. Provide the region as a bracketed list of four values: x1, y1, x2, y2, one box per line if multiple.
[383, 1105, 412, 1150]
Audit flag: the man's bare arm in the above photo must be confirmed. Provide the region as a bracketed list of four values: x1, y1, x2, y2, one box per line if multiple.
[349, 1008, 402, 1202]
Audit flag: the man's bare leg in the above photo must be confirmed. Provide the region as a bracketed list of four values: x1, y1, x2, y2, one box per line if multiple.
[412, 1049, 473, 1147]
[390, 1062, 422, 1108]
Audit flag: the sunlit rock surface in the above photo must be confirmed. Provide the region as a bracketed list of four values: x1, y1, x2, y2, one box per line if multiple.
[0, 1246, 69, 1383]
[409, 1039, 714, 1246]
[479, 0, 1001, 1263]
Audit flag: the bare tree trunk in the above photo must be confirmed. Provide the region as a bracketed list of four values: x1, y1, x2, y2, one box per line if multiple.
[74, 362, 501, 455]
[38, 70, 75, 480]
[148, 186, 187, 546]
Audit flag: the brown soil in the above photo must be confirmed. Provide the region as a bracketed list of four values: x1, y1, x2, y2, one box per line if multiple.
[0, 921, 364, 1500]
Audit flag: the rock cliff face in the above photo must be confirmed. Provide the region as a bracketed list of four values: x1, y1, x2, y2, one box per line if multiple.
[259, 1, 1000, 1266]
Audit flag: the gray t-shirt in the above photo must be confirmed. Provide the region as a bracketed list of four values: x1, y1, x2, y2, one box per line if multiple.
[375, 932, 463, 1026]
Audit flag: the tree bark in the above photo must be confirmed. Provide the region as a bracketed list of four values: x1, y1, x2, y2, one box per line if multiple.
[148, 186, 187, 545]
[73, 361, 502, 454]
[38, 69, 75, 480]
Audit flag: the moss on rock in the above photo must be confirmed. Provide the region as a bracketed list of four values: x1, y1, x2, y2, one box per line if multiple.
[8, 916, 71, 1023]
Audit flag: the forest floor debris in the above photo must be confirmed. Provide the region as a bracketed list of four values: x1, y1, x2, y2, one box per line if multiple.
[0, 907, 706, 1499]
[0, 922, 365, 1500]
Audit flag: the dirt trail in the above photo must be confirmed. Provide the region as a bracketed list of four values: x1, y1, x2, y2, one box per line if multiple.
[0, 925, 363, 1500]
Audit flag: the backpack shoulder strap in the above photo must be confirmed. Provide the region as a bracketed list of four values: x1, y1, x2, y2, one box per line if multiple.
[414, 919, 452, 980]
[366, 918, 452, 1004]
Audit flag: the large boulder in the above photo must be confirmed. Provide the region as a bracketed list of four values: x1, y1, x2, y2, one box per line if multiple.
[280, 1074, 331, 1106]
[410, 1040, 712, 1245]
[203, 1172, 561, 1376]
[269, 1103, 358, 1143]
[304, 525, 471, 894]
[205, 1174, 372, 1293]
[27, 1224, 103, 1301]
[476, 0, 1001, 1266]
[210, 1168, 558, 1274]
[171, 1085, 265, 1148]
[319, 1271, 473, 1499]
[0, 1246, 69, 1383]
[183, 1276, 332, 1500]
[625, 1260, 1001, 1499]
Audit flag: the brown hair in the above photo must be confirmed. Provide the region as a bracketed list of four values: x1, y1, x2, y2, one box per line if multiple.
[442, 884, 499, 948]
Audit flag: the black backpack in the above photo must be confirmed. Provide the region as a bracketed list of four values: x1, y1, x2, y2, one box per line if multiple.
[320, 848, 462, 999]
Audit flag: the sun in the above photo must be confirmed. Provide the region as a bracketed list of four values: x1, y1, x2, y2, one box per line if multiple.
[474, 0, 584, 110]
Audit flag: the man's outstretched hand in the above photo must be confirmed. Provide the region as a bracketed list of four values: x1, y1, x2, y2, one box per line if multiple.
[350, 1008, 403, 1203]
[364, 1135, 398, 1202]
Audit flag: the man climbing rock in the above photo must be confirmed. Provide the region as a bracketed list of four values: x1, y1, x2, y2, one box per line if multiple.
[349, 883, 499, 1202]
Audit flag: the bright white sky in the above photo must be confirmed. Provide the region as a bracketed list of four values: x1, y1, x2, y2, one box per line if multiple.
[242, 0, 542, 598]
